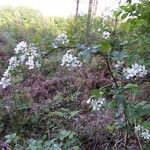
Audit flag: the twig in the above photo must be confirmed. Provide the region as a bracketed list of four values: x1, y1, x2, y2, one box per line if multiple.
[99, 51, 119, 89]
[43, 45, 119, 89]
[104, 137, 113, 150]
[124, 131, 128, 150]
[135, 132, 143, 150]
[42, 46, 76, 58]
[134, 120, 143, 150]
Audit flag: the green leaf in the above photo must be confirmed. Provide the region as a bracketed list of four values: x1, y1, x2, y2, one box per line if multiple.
[124, 83, 139, 94]
[119, 40, 128, 46]
[111, 51, 128, 61]
[143, 104, 150, 109]
[142, 121, 150, 130]
[121, 12, 129, 19]
[90, 89, 103, 99]
[107, 101, 117, 109]
[137, 101, 147, 107]
[101, 42, 111, 54]
[79, 50, 90, 62]
[116, 94, 125, 102]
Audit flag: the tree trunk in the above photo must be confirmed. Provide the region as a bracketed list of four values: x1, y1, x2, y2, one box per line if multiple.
[92, 0, 98, 17]
[75, 0, 80, 19]
[86, 0, 93, 41]
[126, 0, 132, 4]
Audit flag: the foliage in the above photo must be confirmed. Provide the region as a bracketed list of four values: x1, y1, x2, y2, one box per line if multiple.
[0, 1, 150, 149]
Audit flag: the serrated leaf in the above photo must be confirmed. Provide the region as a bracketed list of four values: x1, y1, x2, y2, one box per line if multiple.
[137, 101, 147, 106]
[143, 104, 150, 109]
[111, 51, 128, 61]
[107, 101, 117, 109]
[124, 83, 139, 94]
[116, 94, 125, 102]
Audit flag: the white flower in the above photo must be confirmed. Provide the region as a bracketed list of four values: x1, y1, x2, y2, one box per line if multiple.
[0, 77, 11, 88]
[0, 41, 41, 89]
[14, 41, 27, 54]
[129, 15, 138, 20]
[123, 63, 147, 79]
[52, 33, 69, 48]
[132, 11, 136, 14]
[30, 46, 40, 57]
[9, 56, 19, 69]
[102, 31, 110, 39]
[86, 98, 91, 104]
[86, 97, 106, 111]
[61, 50, 82, 68]
[18, 55, 26, 63]
[9, 56, 18, 65]
[25, 58, 35, 69]
[98, 28, 101, 32]
[135, 125, 150, 140]
[3, 68, 11, 77]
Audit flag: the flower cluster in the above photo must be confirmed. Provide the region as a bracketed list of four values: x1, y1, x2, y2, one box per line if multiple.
[135, 125, 150, 140]
[61, 50, 82, 68]
[102, 31, 110, 39]
[86, 97, 106, 111]
[0, 41, 41, 89]
[52, 33, 69, 48]
[0, 77, 11, 89]
[123, 63, 147, 79]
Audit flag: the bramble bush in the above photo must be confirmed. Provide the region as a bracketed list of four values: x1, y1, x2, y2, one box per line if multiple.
[0, 1, 150, 150]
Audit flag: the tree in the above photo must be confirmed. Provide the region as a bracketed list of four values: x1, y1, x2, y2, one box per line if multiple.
[85, 0, 93, 40]
[85, 0, 99, 42]
[126, 0, 132, 4]
[92, 0, 98, 17]
[75, 0, 80, 19]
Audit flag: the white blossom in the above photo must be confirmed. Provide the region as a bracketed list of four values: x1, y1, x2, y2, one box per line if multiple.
[25, 59, 34, 69]
[0, 77, 11, 88]
[132, 11, 136, 14]
[129, 15, 138, 20]
[18, 55, 26, 64]
[86, 97, 106, 111]
[0, 41, 41, 89]
[98, 28, 101, 32]
[14, 41, 27, 54]
[135, 125, 150, 140]
[3, 69, 11, 77]
[9, 56, 18, 65]
[102, 31, 110, 39]
[123, 63, 147, 79]
[52, 33, 69, 48]
[61, 50, 82, 68]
